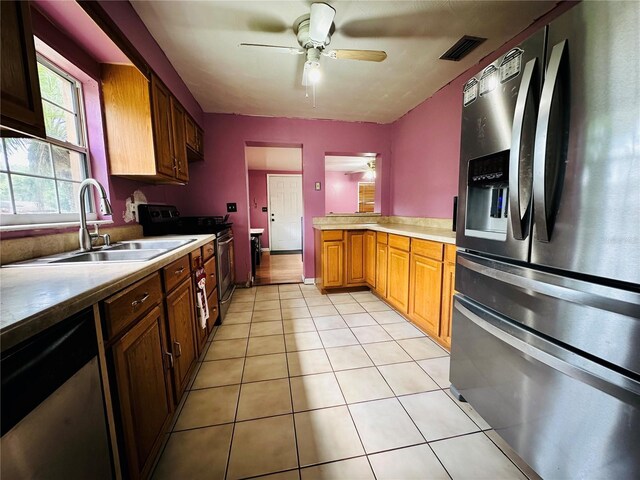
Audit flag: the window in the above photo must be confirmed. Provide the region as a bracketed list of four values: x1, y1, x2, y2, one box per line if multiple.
[0, 57, 92, 226]
[358, 182, 375, 213]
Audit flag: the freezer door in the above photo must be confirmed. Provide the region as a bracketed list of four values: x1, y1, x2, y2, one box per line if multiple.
[531, 1, 640, 285]
[456, 251, 640, 376]
[450, 295, 640, 480]
[456, 30, 545, 262]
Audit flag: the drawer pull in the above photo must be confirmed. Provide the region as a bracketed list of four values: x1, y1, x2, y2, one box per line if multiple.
[174, 341, 182, 357]
[174, 266, 186, 275]
[207, 247, 214, 253]
[131, 292, 149, 307]
[165, 351, 174, 369]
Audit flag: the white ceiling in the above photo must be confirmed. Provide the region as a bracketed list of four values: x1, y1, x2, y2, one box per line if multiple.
[131, 1, 556, 123]
[246, 146, 302, 171]
[325, 155, 374, 172]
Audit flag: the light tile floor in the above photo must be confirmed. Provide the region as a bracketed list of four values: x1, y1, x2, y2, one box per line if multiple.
[152, 284, 536, 480]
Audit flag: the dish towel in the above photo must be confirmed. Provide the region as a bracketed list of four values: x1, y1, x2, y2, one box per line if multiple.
[195, 261, 209, 329]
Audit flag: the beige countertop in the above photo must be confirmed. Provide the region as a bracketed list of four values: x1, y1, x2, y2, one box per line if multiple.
[0, 234, 215, 350]
[313, 222, 457, 245]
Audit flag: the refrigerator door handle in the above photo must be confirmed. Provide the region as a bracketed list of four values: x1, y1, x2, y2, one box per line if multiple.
[509, 57, 538, 240]
[533, 40, 568, 243]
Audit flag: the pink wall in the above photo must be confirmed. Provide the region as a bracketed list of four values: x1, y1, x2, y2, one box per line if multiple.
[389, 1, 577, 218]
[180, 114, 392, 284]
[325, 171, 369, 214]
[248, 170, 302, 249]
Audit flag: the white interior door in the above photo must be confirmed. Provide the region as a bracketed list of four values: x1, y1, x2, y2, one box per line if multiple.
[268, 175, 303, 251]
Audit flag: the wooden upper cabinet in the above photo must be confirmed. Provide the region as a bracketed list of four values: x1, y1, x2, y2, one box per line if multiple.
[0, 1, 46, 138]
[346, 231, 366, 286]
[165, 279, 198, 399]
[101, 65, 189, 184]
[111, 305, 174, 480]
[151, 75, 174, 178]
[387, 246, 410, 313]
[409, 253, 443, 338]
[170, 97, 188, 182]
[185, 113, 204, 162]
[365, 230, 376, 288]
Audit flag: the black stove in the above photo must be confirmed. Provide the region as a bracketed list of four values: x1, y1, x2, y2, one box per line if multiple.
[138, 204, 232, 237]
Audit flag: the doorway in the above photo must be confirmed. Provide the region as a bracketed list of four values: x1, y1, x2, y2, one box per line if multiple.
[245, 145, 303, 285]
[268, 174, 303, 252]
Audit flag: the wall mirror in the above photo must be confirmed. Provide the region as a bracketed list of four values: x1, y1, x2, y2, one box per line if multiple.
[324, 154, 379, 214]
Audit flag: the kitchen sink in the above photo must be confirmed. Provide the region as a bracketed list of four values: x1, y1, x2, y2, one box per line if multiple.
[107, 239, 196, 251]
[5, 238, 198, 266]
[49, 249, 167, 263]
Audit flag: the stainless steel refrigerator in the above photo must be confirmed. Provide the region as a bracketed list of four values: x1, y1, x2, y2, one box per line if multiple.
[451, 2, 640, 478]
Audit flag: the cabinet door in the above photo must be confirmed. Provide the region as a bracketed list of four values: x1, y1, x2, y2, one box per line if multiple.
[375, 243, 388, 297]
[170, 97, 188, 182]
[346, 231, 366, 285]
[112, 305, 173, 480]
[165, 279, 198, 399]
[439, 261, 455, 349]
[196, 125, 204, 155]
[323, 240, 344, 288]
[185, 114, 197, 150]
[151, 75, 175, 178]
[409, 254, 443, 337]
[387, 247, 410, 313]
[0, 1, 46, 138]
[364, 231, 377, 288]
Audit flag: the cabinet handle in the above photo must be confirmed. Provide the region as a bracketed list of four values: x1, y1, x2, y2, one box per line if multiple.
[174, 341, 182, 357]
[165, 351, 174, 369]
[206, 247, 214, 254]
[131, 292, 149, 307]
[174, 266, 185, 275]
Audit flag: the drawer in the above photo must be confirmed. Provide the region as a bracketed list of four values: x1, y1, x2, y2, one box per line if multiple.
[411, 238, 444, 261]
[377, 232, 388, 244]
[103, 273, 163, 340]
[190, 247, 203, 270]
[388, 234, 410, 251]
[322, 230, 344, 241]
[163, 255, 191, 293]
[204, 256, 217, 294]
[202, 241, 215, 261]
[444, 244, 457, 263]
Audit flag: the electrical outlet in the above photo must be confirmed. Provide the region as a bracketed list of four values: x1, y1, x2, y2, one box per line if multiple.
[227, 202, 237, 213]
[261, 207, 268, 212]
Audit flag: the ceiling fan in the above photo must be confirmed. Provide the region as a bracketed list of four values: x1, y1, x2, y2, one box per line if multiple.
[240, 3, 387, 87]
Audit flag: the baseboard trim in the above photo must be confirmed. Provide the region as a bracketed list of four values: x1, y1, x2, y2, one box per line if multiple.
[302, 277, 316, 285]
[261, 247, 270, 252]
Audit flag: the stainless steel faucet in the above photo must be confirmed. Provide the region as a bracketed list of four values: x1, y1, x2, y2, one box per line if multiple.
[78, 178, 113, 252]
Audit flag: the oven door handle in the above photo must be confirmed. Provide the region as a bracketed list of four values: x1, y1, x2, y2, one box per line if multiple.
[217, 237, 233, 247]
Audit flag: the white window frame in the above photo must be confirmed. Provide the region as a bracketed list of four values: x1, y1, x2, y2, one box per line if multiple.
[0, 56, 96, 228]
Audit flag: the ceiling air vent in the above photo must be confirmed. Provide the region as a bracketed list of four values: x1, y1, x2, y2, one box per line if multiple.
[440, 36, 486, 61]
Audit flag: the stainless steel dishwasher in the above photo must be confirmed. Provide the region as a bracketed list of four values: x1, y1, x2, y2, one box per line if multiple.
[1, 308, 113, 479]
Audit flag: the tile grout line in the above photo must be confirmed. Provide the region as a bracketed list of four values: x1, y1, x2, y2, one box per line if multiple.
[222, 324, 250, 480]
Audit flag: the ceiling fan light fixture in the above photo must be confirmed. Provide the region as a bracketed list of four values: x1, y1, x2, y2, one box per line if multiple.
[307, 61, 321, 84]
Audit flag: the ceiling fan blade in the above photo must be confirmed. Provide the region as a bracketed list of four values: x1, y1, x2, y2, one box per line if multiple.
[309, 3, 335, 45]
[239, 43, 304, 55]
[324, 49, 387, 62]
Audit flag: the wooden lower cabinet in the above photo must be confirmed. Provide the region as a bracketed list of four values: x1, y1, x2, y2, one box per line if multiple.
[408, 253, 443, 338]
[111, 305, 174, 480]
[165, 278, 198, 399]
[439, 257, 456, 349]
[346, 231, 366, 286]
[323, 240, 344, 288]
[375, 242, 388, 297]
[365, 230, 376, 287]
[386, 246, 410, 313]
